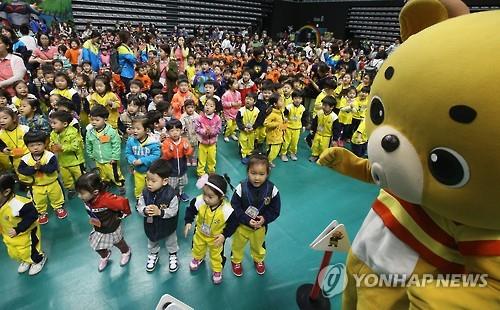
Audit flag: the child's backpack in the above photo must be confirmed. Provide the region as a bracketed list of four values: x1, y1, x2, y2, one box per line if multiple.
[110, 47, 121, 74]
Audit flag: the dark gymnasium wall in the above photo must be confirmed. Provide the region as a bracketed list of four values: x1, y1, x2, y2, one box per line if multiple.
[267, 0, 402, 39]
[267, 0, 500, 43]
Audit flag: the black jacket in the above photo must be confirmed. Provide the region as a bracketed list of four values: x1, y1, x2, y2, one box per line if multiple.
[137, 185, 179, 242]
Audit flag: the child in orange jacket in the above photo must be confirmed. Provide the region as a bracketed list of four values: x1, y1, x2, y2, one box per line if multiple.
[162, 119, 193, 202]
[171, 78, 197, 120]
[134, 64, 152, 92]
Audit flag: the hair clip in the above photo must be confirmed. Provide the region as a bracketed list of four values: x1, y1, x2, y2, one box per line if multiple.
[196, 174, 209, 189]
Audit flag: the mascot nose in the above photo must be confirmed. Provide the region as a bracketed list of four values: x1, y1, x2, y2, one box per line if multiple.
[381, 134, 400, 152]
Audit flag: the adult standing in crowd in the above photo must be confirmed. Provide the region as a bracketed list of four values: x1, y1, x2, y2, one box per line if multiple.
[172, 36, 189, 75]
[140, 33, 158, 63]
[245, 47, 267, 80]
[82, 31, 101, 72]
[18, 24, 37, 52]
[29, 33, 57, 67]
[221, 33, 233, 52]
[1, 27, 28, 59]
[116, 30, 137, 89]
[0, 35, 27, 96]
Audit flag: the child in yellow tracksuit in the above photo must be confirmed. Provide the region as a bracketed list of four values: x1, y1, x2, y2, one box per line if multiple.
[49, 111, 85, 197]
[0, 174, 47, 276]
[0, 107, 30, 185]
[184, 174, 238, 285]
[309, 96, 340, 162]
[350, 86, 370, 141]
[264, 94, 286, 168]
[313, 78, 336, 120]
[281, 90, 306, 162]
[19, 131, 66, 225]
[87, 75, 121, 129]
[85, 105, 125, 194]
[254, 85, 274, 151]
[236, 93, 259, 165]
[337, 87, 357, 147]
[351, 119, 368, 157]
[230, 154, 281, 277]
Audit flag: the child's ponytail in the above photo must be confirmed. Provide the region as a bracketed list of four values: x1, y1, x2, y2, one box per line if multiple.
[266, 93, 280, 115]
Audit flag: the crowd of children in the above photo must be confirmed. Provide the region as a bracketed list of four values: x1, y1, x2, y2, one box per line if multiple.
[0, 24, 375, 284]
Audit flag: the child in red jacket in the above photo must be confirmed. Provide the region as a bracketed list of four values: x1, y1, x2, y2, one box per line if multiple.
[238, 69, 258, 103]
[76, 171, 132, 272]
[162, 119, 193, 202]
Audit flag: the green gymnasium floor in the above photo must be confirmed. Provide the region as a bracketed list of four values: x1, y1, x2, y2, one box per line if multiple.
[0, 135, 378, 310]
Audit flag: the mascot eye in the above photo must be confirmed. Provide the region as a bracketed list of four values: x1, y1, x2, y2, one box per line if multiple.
[370, 96, 384, 125]
[428, 147, 470, 187]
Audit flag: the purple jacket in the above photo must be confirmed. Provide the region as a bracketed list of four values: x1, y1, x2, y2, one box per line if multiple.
[195, 113, 222, 145]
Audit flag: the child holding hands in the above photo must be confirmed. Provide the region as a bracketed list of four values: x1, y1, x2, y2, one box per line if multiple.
[136, 159, 180, 273]
[184, 174, 238, 284]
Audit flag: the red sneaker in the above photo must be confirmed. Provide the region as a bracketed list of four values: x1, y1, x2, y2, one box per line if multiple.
[231, 262, 243, 277]
[254, 261, 266, 275]
[55, 208, 68, 219]
[38, 213, 48, 225]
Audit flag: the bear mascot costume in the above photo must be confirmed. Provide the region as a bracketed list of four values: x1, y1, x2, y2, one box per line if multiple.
[318, 0, 500, 308]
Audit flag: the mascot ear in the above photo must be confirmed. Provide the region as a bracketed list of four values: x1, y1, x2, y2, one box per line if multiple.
[399, 0, 470, 41]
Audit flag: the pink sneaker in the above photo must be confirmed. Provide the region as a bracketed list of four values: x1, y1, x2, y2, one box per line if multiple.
[212, 272, 223, 284]
[98, 250, 112, 272]
[189, 258, 203, 271]
[120, 249, 131, 266]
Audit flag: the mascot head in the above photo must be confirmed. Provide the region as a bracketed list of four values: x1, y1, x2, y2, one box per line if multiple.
[366, 0, 500, 230]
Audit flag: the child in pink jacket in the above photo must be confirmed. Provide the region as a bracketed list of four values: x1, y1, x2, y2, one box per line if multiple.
[221, 78, 241, 142]
[194, 97, 222, 177]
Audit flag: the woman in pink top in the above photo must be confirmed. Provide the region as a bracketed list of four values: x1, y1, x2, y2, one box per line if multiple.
[221, 77, 242, 142]
[172, 36, 189, 74]
[29, 33, 57, 66]
[0, 35, 27, 96]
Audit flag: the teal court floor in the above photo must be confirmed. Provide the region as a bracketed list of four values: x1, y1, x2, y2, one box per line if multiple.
[0, 135, 379, 310]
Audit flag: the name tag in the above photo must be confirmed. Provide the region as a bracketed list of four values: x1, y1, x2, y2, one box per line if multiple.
[245, 206, 259, 219]
[200, 223, 211, 236]
[99, 135, 110, 143]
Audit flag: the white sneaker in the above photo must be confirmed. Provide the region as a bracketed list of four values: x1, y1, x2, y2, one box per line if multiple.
[169, 253, 179, 273]
[98, 250, 111, 272]
[28, 255, 47, 275]
[290, 154, 298, 161]
[146, 253, 159, 272]
[231, 134, 239, 141]
[223, 137, 230, 142]
[18, 262, 31, 273]
[280, 155, 289, 162]
[120, 249, 131, 266]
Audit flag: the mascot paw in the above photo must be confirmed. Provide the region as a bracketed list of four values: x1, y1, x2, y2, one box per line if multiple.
[318, 147, 344, 168]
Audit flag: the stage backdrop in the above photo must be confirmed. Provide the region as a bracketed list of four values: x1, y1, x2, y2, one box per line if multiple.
[0, 0, 72, 28]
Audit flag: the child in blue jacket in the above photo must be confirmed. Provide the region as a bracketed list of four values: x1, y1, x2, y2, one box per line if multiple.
[125, 117, 161, 198]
